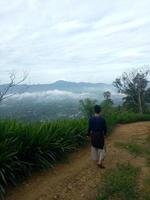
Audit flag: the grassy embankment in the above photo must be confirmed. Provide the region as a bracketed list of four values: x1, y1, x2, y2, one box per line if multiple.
[97, 141, 150, 200]
[96, 115, 150, 200]
[0, 112, 150, 199]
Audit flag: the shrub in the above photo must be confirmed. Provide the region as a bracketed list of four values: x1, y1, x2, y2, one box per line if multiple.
[0, 119, 87, 198]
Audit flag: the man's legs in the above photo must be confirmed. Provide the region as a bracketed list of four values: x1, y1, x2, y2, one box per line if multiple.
[97, 149, 106, 168]
[91, 146, 98, 163]
[91, 146, 106, 168]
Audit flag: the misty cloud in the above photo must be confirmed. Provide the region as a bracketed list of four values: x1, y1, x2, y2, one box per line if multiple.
[7, 90, 94, 102]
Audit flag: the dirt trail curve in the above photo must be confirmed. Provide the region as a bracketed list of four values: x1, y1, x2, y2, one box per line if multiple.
[6, 122, 150, 200]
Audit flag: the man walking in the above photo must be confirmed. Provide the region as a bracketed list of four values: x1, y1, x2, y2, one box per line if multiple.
[87, 105, 107, 168]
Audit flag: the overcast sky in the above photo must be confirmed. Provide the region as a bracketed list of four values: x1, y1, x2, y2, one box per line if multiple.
[0, 0, 150, 84]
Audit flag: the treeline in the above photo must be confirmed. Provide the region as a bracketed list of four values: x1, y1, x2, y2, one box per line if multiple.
[79, 67, 150, 119]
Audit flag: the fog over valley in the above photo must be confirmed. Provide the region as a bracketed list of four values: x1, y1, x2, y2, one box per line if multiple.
[0, 81, 122, 121]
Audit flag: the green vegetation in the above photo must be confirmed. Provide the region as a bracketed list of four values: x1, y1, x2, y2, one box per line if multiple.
[111, 134, 150, 200]
[96, 149, 150, 200]
[116, 112, 150, 123]
[144, 178, 150, 186]
[0, 63, 149, 200]
[0, 119, 87, 199]
[103, 112, 150, 133]
[79, 98, 98, 118]
[143, 177, 150, 200]
[0, 112, 150, 199]
[115, 142, 143, 156]
[142, 194, 150, 200]
[96, 164, 140, 200]
[115, 134, 150, 167]
[113, 67, 150, 114]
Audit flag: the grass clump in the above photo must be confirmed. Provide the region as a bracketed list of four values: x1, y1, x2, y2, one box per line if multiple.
[116, 112, 150, 124]
[115, 135, 150, 167]
[97, 164, 140, 200]
[115, 142, 143, 156]
[142, 194, 150, 200]
[140, 179, 150, 200]
[104, 112, 150, 134]
[144, 136, 150, 167]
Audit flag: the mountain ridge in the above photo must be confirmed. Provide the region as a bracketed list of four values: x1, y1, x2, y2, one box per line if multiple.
[0, 80, 114, 93]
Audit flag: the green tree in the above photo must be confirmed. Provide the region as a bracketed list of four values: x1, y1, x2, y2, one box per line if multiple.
[101, 91, 114, 117]
[145, 88, 150, 103]
[79, 98, 97, 118]
[113, 67, 150, 113]
[103, 91, 113, 105]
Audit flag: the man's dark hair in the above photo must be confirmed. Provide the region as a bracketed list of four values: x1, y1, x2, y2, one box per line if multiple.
[94, 105, 101, 114]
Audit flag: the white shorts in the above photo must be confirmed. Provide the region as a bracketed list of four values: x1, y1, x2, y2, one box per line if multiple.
[91, 146, 106, 162]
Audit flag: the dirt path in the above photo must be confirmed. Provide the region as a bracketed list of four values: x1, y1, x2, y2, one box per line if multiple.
[6, 122, 150, 200]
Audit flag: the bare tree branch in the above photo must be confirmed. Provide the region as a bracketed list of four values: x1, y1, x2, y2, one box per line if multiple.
[0, 72, 28, 103]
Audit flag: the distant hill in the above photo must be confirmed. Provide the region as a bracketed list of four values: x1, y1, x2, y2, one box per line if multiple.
[0, 80, 115, 93]
[0, 80, 120, 121]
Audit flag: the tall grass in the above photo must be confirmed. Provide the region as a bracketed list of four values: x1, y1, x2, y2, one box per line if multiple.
[116, 112, 150, 123]
[0, 112, 150, 199]
[0, 119, 87, 199]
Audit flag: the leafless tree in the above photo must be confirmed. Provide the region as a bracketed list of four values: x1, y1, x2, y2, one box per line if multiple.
[0, 72, 28, 103]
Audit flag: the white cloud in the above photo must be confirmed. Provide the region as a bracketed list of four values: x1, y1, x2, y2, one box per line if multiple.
[52, 20, 89, 34]
[0, 0, 150, 84]
[8, 90, 92, 102]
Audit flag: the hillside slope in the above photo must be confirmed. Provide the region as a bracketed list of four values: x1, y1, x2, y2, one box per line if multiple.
[6, 122, 150, 200]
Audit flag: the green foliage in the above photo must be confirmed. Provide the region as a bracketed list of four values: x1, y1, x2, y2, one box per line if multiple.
[115, 135, 150, 168]
[142, 193, 150, 200]
[115, 142, 143, 156]
[145, 88, 150, 103]
[113, 67, 150, 114]
[103, 91, 113, 105]
[79, 98, 97, 118]
[101, 100, 114, 115]
[0, 112, 150, 198]
[102, 111, 150, 133]
[102, 112, 117, 133]
[97, 164, 140, 200]
[0, 119, 87, 198]
[116, 112, 150, 123]
[114, 135, 150, 200]
[144, 178, 150, 186]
